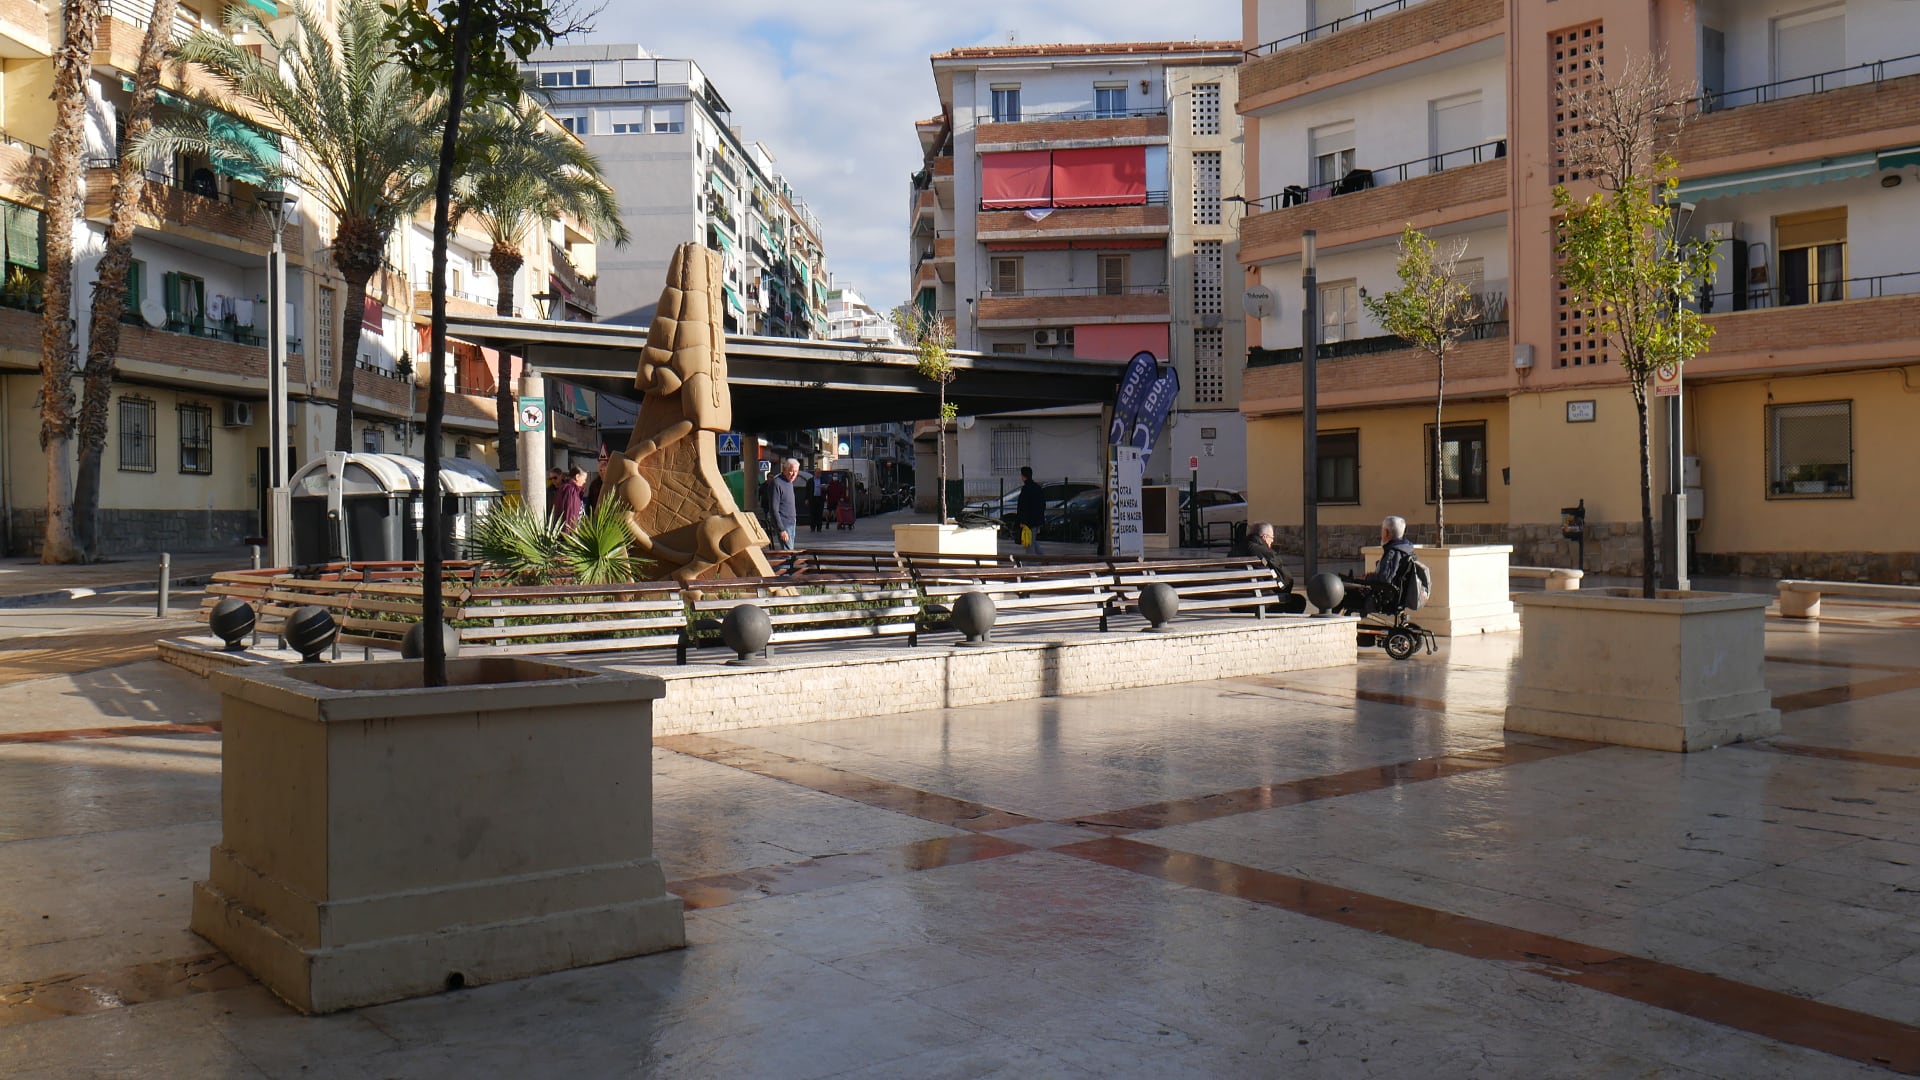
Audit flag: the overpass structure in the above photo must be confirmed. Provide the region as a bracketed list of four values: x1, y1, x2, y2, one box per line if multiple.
[443, 314, 1125, 432]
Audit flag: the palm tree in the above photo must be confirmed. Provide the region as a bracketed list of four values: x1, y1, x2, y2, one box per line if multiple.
[140, 0, 438, 452]
[456, 99, 627, 472]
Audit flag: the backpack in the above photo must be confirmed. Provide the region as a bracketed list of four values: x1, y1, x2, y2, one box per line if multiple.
[1401, 559, 1432, 611]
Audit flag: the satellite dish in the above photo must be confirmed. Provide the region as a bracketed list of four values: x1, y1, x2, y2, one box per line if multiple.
[958, 416, 976, 430]
[1243, 285, 1276, 320]
[140, 296, 167, 328]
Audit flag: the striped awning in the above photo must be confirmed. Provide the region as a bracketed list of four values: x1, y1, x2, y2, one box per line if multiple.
[1677, 153, 1876, 202]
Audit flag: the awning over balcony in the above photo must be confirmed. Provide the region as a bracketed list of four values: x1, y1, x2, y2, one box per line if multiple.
[122, 77, 280, 185]
[246, 0, 279, 13]
[1677, 153, 1875, 202]
[1051, 147, 1147, 207]
[982, 151, 1052, 209]
[1879, 145, 1920, 171]
[722, 285, 744, 315]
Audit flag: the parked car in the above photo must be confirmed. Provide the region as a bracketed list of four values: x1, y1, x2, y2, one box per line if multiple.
[1042, 488, 1105, 544]
[993, 481, 1097, 538]
[1180, 487, 1248, 531]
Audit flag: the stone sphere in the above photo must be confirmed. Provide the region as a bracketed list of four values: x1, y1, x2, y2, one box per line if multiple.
[952, 590, 997, 644]
[720, 603, 773, 662]
[401, 620, 462, 661]
[1139, 582, 1179, 628]
[284, 604, 338, 663]
[208, 597, 255, 651]
[1306, 572, 1346, 615]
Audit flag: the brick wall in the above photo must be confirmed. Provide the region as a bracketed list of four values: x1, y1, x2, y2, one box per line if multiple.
[353, 368, 414, 416]
[976, 114, 1168, 147]
[1243, 333, 1509, 410]
[934, 236, 954, 258]
[932, 157, 954, 177]
[412, 290, 497, 319]
[978, 204, 1169, 238]
[1239, 0, 1503, 106]
[977, 292, 1171, 324]
[0, 0, 47, 42]
[118, 324, 267, 379]
[1267, 520, 1647, 575]
[1676, 74, 1920, 168]
[1241, 157, 1506, 260]
[0, 303, 37, 354]
[1698, 294, 1920, 374]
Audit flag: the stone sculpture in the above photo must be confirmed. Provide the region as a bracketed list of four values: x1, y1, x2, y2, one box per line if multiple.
[605, 243, 773, 583]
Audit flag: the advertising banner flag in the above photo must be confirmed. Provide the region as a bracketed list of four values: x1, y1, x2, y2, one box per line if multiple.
[1130, 366, 1181, 463]
[1109, 350, 1160, 444]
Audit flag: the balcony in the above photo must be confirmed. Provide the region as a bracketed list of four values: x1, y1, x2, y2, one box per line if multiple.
[1241, 151, 1505, 263]
[1239, 0, 1500, 114]
[351, 358, 415, 418]
[1241, 323, 1511, 414]
[977, 197, 1169, 241]
[1676, 62, 1920, 172]
[413, 287, 498, 319]
[94, 7, 261, 116]
[976, 107, 1169, 149]
[976, 285, 1171, 328]
[0, 296, 39, 357]
[112, 321, 273, 390]
[84, 165, 308, 259]
[1694, 271, 1920, 378]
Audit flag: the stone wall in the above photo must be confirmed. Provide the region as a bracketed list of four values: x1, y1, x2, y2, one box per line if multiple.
[8, 508, 254, 558]
[1698, 550, 1920, 585]
[1268, 520, 1648, 575]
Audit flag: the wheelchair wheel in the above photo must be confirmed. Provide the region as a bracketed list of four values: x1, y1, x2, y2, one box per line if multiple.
[1384, 629, 1418, 660]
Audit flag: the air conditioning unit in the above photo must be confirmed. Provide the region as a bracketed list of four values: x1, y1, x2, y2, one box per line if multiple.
[222, 401, 255, 428]
[1062, 327, 1076, 346]
[1034, 329, 1061, 347]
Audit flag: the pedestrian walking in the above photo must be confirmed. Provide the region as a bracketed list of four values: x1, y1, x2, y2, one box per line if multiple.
[1015, 465, 1046, 555]
[763, 458, 800, 550]
[553, 465, 587, 529]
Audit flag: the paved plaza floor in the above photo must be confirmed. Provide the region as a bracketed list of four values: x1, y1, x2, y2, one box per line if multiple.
[1, 597, 1917, 1077]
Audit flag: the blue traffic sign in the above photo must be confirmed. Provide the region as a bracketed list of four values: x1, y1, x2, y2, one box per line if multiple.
[718, 432, 742, 455]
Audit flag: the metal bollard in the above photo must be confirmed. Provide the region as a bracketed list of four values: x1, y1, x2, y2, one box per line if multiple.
[156, 553, 171, 617]
[250, 544, 263, 570]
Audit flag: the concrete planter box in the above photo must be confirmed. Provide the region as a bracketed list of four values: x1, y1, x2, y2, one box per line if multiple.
[1362, 543, 1519, 636]
[1505, 589, 1779, 752]
[894, 522, 999, 556]
[192, 657, 684, 1014]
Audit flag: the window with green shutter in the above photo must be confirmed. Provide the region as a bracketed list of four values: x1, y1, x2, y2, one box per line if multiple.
[2, 203, 42, 270]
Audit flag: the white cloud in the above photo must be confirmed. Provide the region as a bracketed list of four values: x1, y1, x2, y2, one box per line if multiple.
[582, 1, 1239, 317]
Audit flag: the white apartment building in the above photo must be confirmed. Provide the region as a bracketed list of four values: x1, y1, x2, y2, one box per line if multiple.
[913, 42, 1249, 499]
[825, 284, 903, 345]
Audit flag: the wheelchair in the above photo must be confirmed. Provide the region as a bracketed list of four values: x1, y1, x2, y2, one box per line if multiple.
[1336, 561, 1439, 662]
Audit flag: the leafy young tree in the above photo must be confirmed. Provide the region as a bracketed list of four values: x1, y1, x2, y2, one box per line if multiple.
[1552, 59, 1715, 597]
[891, 304, 958, 523]
[1362, 225, 1480, 547]
[73, 0, 179, 560]
[142, 0, 440, 453]
[455, 98, 627, 474]
[36, 0, 104, 564]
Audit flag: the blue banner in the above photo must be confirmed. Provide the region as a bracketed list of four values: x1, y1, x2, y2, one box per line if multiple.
[1130, 366, 1181, 464]
[1108, 350, 1160, 444]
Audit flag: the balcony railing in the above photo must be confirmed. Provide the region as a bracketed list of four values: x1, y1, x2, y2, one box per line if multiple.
[1247, 0, 1429, 57]
[983, 105, 1168, 124]
[1697, 269, 1920, 314]
[985, 284, 1169, 299]
[1248, 319, 1508, 367]
[1693, 52, 1920, 114]
[1253, 139, 1506, 211]
[978, 190, 1170, 212]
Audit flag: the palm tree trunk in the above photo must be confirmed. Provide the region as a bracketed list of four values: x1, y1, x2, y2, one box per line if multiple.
[37, 0, 102, 564]
[490, 247, 523, 472]
[1635, 380, 1655, 598]
[74, 0, 176, 560]
[1434, 346, 1446, 547]
[330, 218, 391, 452]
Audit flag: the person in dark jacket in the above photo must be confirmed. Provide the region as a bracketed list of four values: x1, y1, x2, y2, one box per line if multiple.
[1340, 515, 1415, 614]
[764, 458, 800, 550]
[552, 466, 587, 529]
[1015, 466, 1046, 555]
[1242, 521, 1294, 594]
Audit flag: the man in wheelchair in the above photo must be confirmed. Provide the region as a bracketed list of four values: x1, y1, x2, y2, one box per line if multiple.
[1336, 515, 1437, 659]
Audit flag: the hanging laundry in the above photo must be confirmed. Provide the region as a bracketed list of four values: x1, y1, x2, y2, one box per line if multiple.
[232, 298, 255, 326]
[206, 294, 228, 321]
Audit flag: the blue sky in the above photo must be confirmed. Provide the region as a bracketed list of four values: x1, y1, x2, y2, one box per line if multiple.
[588, 1, 1240, 317]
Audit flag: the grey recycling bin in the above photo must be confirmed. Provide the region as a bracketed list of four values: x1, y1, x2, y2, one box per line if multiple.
[288, 452, 502, 564]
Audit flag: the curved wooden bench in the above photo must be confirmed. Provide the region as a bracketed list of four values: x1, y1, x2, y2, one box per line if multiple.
[1109, 559, 1290, 619]
[679, 574, 921, 663]
[1778, 579, 1920, 619]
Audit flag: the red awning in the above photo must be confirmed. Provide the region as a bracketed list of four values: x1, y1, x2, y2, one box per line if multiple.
[1073, 322, 1169, 361]
[981, 151, 1053, 208]
[362, 296, 384, 333]
[1051, 146, 1147, 207]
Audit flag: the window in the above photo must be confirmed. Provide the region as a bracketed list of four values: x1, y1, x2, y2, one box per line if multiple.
[1767, 401, 1851, 497]
[1318, 430, 1359, 504]
[556, 112, 589, 136]
[163, 271, 206, 333]
[1193, 150, 1222, 226]
[990, 424, 1031, 473]
[1430, 92, 1483, 162]
[1190, 83, 1220, 137]
[1776, 207, 1846, 306]
[1194, 240, 1223, 316]
[538, 68, 592, 88]
[991, 85, 1021, 124]
[125, 259, 145, 321]
[362, 427, 384, 453]
[995, 342, 1027, 354]
[316, 285, 336, 387]
[1310, 123, 1355, 188]
[1425, 422, 1488, 502]
[3, 201, 45, 273]
[1772, 5, 1845, 93]
[990, 256, 1023, 296]
[1318, 279, 1358, 342]
[1094, 83, 1127, 119]
[652, 104, 686, 133]
[177, 402, 212, 475]
[118, 397, 156, 473]
[1193, 327, 1224, 405]
[608, 108, 646, 135]
[1098, 255, 1129, 296]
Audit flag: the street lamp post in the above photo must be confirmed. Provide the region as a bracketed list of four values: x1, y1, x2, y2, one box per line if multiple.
[1301, 229, 1319, 580]
[257, 188, 296, 568]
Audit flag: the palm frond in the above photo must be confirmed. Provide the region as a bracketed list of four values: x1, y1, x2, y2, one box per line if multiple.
[557, 497, 645, 586]
[466, 499, 563, 584]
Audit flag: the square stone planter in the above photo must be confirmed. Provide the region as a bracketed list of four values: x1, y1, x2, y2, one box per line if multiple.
[192, 657, 684, 1014]
[1362, 543, 1519, 636]
[1505, 589, 1779, 752]
[894, 522, 999, 556]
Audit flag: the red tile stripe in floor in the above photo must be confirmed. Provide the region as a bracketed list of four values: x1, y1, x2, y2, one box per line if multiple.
[669, 834, 1030, 910]
[0, 722, 220, 745]
[1744, 741, 1920, 771]
[1058, 835, 1920, 1077]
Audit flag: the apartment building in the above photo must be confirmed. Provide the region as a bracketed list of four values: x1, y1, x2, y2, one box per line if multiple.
[523, 45, 832, 340]
[825, 284, 903, 346]
[0, 1, 603, 555]
[1237, 0, 1920, 580]
[914, 42, 1249, 501]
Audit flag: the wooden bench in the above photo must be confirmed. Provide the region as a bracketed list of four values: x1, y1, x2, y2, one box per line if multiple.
[1777, 579, 1920, 619]
[898, 552, 1019, 575]
[769, 548, 899, 576]
[679, 574, 921, 663]
[1511, 566, 1584, 590]
[1109, 559, 1289, 620]
[455, 582, 687, 656]
[916, 567, 1118, 641]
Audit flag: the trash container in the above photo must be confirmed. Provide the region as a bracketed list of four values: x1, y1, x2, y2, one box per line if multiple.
[288, 452, 503, 564]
